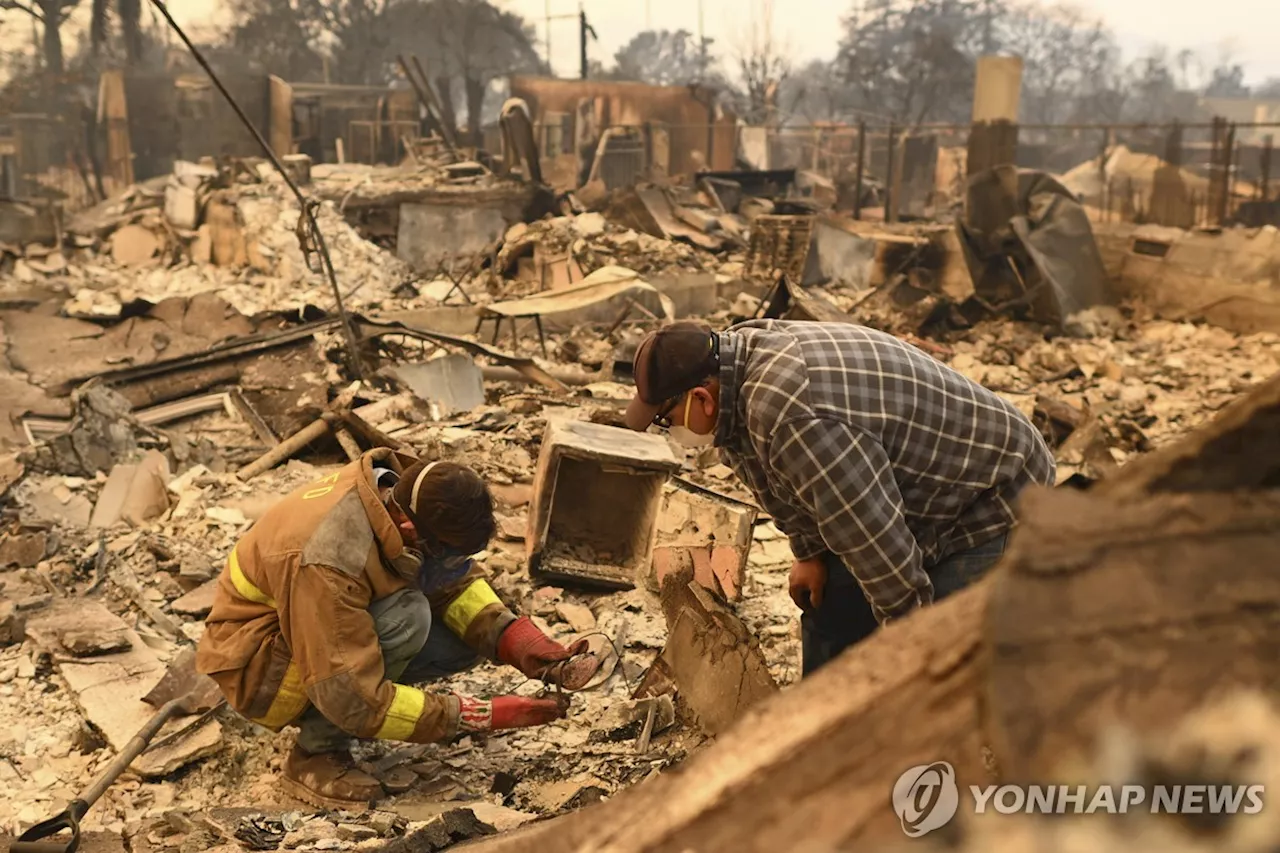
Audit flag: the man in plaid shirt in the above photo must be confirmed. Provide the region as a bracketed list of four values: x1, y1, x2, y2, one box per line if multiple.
[624, 319, 1055, 675]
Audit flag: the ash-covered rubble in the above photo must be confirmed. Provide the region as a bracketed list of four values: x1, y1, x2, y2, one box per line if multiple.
[1, 145, 1280, 852]
[2, 300, 1276, 843]
[4, 163, 419, 320]
[0, 398, 721, 843]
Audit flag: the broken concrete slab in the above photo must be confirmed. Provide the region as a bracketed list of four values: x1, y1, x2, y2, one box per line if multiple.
[59, 626, 132, 657]
[1, 294, 256, 394]
[375, 808, 496, 852]
[132, 719, 224, 778]
[528, 418, 681, 590]
[388, 354, 485, 419]
[491, 483, 533, 509]
[22, 480, 94, 528]
[25, 601, 222, 777]
[90, 450, 172, 529]
[171, 578, 219, 618]
[631, 186, 723, 251]
[651, 478, 758, 601]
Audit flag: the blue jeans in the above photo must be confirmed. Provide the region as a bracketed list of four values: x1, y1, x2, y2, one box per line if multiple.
[296, 587, 481, 753]
[799, 533, 1008, 677]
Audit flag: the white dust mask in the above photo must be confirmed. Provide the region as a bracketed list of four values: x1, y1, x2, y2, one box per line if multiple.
[669, 394, 715, 447]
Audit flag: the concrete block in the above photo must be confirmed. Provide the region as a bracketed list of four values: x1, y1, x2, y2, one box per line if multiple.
[650, 272, 718, 318]
[24, 600, 222, 777]
[527, 419, 681, 590]
[651, 478, 758, 601]
[397, 202, 509, 271]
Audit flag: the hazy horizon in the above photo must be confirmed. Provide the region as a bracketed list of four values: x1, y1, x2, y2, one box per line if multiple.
[127, 0, 1280, 89]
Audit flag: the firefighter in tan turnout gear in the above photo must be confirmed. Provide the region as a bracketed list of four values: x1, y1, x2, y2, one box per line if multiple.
[196, 449, 599, 809]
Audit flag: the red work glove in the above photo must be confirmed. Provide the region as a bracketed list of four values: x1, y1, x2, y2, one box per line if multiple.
[455, 693, 569, 733]
[497, 616, 599, 689]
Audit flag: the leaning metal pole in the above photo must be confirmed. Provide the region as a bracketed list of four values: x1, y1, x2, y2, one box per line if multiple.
[147, 0, 368, 381]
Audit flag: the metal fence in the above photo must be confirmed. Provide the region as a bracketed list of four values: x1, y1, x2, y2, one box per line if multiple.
[535, 118, 1280, 229]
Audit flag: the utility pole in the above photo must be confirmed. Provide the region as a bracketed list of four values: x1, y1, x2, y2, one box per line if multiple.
[697, 0, 707, 80]
[545, 1, 586, 79]
[545, 0, 553, 74]
[579, 4, 597, 81]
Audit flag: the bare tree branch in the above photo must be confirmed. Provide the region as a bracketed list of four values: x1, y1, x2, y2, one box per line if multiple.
[0, 0, 47, 22]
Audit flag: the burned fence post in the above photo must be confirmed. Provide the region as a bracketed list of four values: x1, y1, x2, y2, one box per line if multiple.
[1208, 116, 1228, 228]
[885, 123, 898, 223]
[1263, 135, 1273, 202]
[853, 120, 866, 221]
[1222, 121, 1238, 226]
[1100, 127, 1111, 223]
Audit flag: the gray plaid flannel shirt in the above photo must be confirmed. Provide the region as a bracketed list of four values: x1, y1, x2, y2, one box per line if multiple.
[714, 320, 1055, 623]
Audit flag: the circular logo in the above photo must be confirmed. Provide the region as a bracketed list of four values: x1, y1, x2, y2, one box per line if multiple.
[892, 761, 959, 837]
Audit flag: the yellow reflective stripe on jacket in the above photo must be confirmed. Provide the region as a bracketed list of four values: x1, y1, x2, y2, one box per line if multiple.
[375, 684, 426, 740]
[231, 548, 301, 728]
[229, 548, 276, 608]
[443, 580, 501, 637]
[251, 661, 309, 729]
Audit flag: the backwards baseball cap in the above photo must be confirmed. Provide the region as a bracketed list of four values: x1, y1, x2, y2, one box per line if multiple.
[623, 321, 719, 431]
[391, 460, 495, 553]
